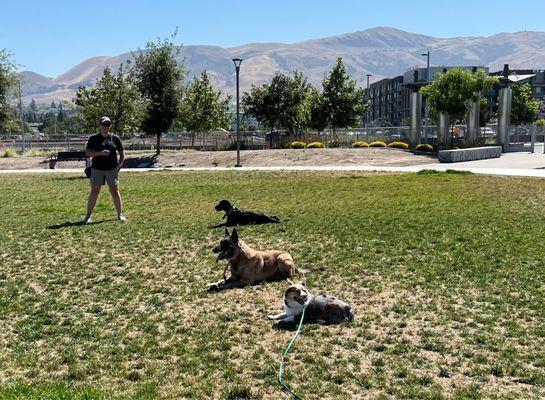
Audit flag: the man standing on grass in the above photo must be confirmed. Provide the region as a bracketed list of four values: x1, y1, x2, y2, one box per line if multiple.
[83, 116, 126, 223]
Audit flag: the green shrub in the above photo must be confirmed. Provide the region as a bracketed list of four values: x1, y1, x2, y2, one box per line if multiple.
[369, 141, 387, 148]
[387, 141, 409, 149]
[306, 141, 325, 148]
[289, 141, 307, 149]
[1, 148, 17, 158]
[25, 149, 58, 157]
[352, 141, 369, 148]
[537, 119, 545, 127]
[415, 144, 434, 152]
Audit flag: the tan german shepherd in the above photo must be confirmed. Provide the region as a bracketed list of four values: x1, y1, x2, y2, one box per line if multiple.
[207, 228, 298, 291]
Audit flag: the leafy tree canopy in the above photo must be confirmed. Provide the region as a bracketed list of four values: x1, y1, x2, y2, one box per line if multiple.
[511, 83, 540, 125]
[74, 65, 144, 134]
[132, 33, 185, 154]
[421, 68, 497, 121]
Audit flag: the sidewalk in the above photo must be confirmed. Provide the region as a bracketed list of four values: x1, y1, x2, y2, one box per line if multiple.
[1, 148, 544, 178]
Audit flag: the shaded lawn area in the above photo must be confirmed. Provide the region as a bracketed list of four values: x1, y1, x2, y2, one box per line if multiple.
[1, 171, 545, 399]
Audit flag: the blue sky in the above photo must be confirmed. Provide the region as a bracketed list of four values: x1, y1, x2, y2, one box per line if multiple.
[2, 0, 545, 77]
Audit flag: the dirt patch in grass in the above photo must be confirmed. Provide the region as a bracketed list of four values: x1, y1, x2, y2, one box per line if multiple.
[0, 148, 437, 170]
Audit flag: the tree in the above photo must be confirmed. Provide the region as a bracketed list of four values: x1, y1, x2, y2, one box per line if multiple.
[279, 71, 314, 133]
[243, 83, 275, 133]
[511, 83, 540, 125]
[75, 65, 143, 134]
[319, 58, 367, 133]
[308, 87, 328, 131]
[178, 70, 231, 146]
[50, 100, 57, 109]
[479, 97, 493, 127]
[421, 69, 497, 122]
[0, 49, 18, 133]
[38, 112, 58, 134]
[25, 98, 38, 123]
[132, 34, 185, 155]
[243, 71, 314, 135]
[57, 102, 65, 123]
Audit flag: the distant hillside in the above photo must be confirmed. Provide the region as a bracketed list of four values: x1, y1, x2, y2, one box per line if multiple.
[19, 27, 545, 104]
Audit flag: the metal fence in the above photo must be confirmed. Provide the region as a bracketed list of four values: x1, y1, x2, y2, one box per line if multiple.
[2, 125, 544, 152]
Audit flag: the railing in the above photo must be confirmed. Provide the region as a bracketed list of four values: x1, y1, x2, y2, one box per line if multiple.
[2, 125, 544, 152]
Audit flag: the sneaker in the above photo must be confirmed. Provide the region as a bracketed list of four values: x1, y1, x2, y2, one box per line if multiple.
[118, 214, 127, 222]
[82, 215, 93, 224]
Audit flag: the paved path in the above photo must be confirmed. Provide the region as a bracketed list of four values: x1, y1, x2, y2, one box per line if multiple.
[1, 148, 545, 178]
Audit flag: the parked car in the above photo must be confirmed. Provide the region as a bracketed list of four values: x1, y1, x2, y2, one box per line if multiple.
[481, 127, 496, 137]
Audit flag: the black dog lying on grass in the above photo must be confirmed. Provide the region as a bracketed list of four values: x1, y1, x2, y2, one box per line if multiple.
[214, 199, 281, 227]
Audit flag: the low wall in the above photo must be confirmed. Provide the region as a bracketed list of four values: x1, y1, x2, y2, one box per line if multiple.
[438, 146, 502, 163]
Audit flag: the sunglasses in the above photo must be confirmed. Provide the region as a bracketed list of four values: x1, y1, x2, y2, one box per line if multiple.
[100, 122, 111, 127]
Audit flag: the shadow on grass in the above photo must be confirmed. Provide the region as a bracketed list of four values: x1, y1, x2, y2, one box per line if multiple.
[56, 175, 87, 180]
[47, 219, 111, 230]
[208, 221, 287, 229]
[123, 155, 157, 168]
[206, 274, 295, 293]
[272, 321, 299, 332]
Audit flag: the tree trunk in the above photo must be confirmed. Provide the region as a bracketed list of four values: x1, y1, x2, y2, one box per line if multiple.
[269, 128, 273, 149]
[191, 132, 195, 149]
[156, 133, 161, 156]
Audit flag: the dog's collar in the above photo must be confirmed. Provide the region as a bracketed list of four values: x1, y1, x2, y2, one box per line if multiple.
[225, 204, 239, 216]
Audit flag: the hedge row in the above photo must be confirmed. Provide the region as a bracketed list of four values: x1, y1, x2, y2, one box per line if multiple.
[288, 141, 435, 152]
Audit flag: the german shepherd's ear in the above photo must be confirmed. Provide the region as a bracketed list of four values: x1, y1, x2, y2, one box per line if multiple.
[231, 228, 239, 242]
[224, 228, 230, 237]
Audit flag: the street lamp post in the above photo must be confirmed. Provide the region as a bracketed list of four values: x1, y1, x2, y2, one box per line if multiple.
[232, 58, 243, 167]
[18, 81, 25, 153]
[421, 51, 430, 143]
[366, 74, 372, 133]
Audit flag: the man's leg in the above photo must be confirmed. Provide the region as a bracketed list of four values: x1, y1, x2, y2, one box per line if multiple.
[85, 184, 102, 222]
[108, 184, 123, 217]
[105, 168, 125, 220]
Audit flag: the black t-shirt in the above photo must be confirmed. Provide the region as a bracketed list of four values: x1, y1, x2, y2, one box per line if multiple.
[86, 133, 124, 170]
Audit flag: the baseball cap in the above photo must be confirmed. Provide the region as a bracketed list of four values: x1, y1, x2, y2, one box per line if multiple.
[99, 116, 111, 125]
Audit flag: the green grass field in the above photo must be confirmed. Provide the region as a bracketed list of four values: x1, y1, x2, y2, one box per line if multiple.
[1, 171, 545, 399]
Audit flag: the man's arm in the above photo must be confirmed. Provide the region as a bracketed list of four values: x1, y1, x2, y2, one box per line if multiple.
[118, 150, 125, 168]
[116, 136, 125, 167]
[85, 136, 109, 158]
[86, 148, 109, 158]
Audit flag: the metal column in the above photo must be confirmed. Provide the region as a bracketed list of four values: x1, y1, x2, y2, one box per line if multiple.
[467, 100, 480, 145]
[438, 113, 450, 148]
[497, 86, 512, 152]
[409, 91, 422, 146]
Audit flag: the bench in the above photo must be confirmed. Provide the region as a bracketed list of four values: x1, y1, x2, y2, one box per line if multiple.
[49, 151, 91, 169]
[438, 146, 502, 163]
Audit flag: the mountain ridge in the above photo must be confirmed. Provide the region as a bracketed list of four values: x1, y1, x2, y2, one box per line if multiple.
[19, 26, 545, 104]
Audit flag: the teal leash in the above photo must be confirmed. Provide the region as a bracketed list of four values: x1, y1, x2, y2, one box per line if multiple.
[278, 304, 308, 400]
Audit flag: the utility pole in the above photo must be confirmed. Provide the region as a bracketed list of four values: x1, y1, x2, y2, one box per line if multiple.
[421, 51, 430, 143]
[232, 58, 243, 167]
[18, 80, 25, 153]
[366, 74, 372, 132]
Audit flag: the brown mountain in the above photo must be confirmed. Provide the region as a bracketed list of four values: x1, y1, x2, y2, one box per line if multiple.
[19, 27, 545, 104]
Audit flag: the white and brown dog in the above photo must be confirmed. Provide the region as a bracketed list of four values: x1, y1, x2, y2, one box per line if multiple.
[268, 280, 354, 327]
